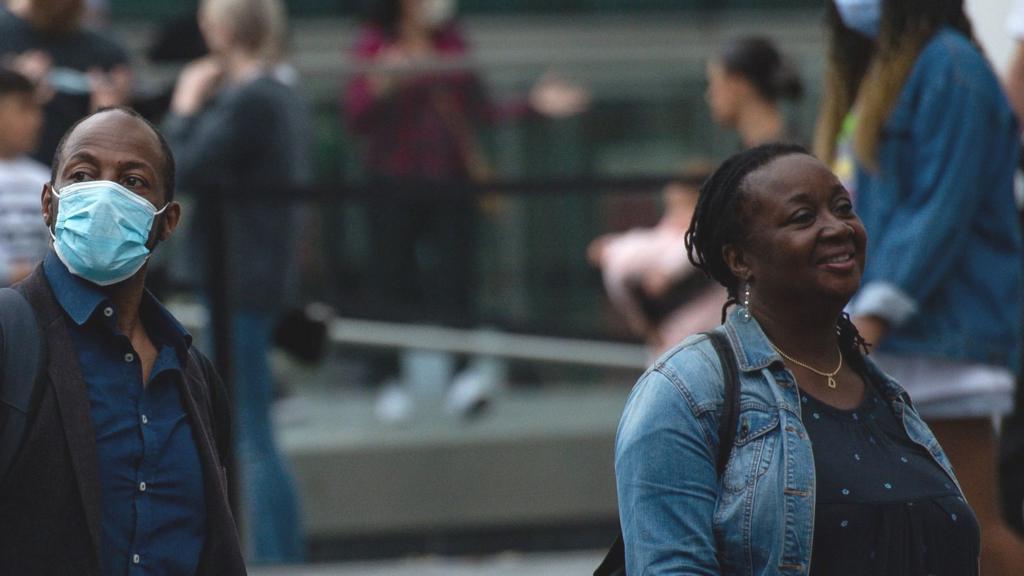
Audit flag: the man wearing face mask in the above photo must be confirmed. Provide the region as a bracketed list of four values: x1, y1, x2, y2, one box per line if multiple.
[0, 106, 246, 575]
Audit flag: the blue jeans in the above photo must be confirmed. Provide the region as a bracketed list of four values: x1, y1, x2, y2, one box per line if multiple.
[232, 308, 305, 563]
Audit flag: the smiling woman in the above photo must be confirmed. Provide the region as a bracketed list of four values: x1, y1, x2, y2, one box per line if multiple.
[614, 143, 980, 575]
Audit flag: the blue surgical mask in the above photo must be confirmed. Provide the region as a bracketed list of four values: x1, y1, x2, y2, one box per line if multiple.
[834, 0, 881, 39]
[51, 180, 168, 286]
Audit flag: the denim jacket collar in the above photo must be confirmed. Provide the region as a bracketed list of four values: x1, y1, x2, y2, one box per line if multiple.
[721, 306, 784, 372]
[721, 304, 913, 405]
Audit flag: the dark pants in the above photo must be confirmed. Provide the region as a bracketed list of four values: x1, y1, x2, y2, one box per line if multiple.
[999, 371, 1024, 534]
[365, 180, 477, 329]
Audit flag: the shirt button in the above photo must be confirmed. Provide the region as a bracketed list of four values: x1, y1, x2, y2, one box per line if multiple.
[124, 353, 134, 363]
[141, 414, 149, 425]
[139, 481, 147, 492]
[103, 307, 114, 318]
[132, 554, 140, 564]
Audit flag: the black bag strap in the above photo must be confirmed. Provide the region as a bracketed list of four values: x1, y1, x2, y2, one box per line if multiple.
[594, 330, 741, 576]
[0, 286, 46, 484]
[707, 331, 741, 477]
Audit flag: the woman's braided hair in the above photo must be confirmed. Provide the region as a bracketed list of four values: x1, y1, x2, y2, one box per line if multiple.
[684, 143, 870, 358]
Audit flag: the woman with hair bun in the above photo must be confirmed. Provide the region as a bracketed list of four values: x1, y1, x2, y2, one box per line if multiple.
[588, 37, 803, 356]
[705, 35, 804, 147]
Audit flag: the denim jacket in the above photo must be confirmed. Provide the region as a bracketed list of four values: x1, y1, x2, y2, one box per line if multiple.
[847, 28, 1022, 372]
[614, 308, 963, 575]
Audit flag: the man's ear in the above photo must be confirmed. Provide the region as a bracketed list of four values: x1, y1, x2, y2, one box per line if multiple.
[722, 242, 752, 284]
[157, 201, 181, 242]
[41, 183, 54, 228]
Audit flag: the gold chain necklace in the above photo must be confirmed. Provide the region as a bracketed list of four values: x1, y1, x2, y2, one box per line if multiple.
[770, 343, 843, 389]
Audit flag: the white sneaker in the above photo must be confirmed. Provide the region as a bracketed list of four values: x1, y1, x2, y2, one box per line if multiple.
[446, 358, 506, 418]
[375, 380, 415, 424]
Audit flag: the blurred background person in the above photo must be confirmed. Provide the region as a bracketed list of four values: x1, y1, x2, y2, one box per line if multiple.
[816, 1, 1024, 573]
[813, 1, 875, 196]
[705, 35, 805, 148]
[80, 0, 109, 30]
[589, 36, 802, 356]
[0, 67, 48, 286]
[164, 0, 310, 564]
[587, 165, 721, 357]
[998, 0, 1024, 538]
[0, 0, 131, 164]
[344, 0, 588, 418]
[1005, 0, 1024, 123]
[346, 0, 587, 325]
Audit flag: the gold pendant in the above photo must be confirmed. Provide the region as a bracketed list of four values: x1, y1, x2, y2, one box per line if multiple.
[827, 376, 837, 389]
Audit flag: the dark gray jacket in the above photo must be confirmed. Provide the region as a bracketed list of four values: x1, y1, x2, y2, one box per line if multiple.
[164, 73, 313, 311]
[0, 267, 246, 575]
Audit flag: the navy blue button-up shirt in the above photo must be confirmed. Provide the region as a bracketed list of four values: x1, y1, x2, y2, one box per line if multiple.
[43, 252, 207, 576]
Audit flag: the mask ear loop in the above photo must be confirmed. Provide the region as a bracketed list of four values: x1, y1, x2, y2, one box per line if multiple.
[47, 184, 62, 242]
[145, 203, 171, 252]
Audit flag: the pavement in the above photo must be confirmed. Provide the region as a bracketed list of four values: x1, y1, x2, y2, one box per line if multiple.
[250, 550, 605, 576]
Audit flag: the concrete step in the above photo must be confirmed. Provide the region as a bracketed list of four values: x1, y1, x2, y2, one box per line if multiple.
[250, 550, 605, 576]
[277, 383, 629, 542]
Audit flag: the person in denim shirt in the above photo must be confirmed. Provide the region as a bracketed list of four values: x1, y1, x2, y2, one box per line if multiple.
[815, 1, 1024, 572]
[616, 144, 978, 575]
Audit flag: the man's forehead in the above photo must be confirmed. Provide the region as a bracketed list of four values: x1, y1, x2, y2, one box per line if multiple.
[60, 112, 163, 170]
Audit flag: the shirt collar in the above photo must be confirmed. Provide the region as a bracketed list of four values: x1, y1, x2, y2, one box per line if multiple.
[44, 249, 109, 326]
[43, 250, 193, 354]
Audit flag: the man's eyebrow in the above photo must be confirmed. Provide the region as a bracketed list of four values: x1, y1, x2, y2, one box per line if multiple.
[117, 160, 157, 175]
[62, 150, 99, 169]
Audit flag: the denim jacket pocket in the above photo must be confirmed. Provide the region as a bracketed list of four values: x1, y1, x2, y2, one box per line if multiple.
[722, 408, 780, 493]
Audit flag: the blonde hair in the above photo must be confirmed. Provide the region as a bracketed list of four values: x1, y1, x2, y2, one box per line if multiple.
[848, 33, 927, 172]
[200, 0, 287, 61]
[814, 1, 975, 172]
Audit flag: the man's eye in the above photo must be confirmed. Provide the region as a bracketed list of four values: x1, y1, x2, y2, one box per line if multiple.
[836, 201, 853, 215]
[125, 176, 143, 187]
[70, 171, 90, 182]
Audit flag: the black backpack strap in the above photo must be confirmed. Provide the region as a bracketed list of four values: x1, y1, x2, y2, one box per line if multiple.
[594, 534, 627, 576]
[595, 331, 741, 576]
[707, 331, 741, 476]
[0, 286, 46, 484]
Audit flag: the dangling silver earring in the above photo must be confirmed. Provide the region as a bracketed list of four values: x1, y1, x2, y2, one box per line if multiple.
[742, 283, 751, 320]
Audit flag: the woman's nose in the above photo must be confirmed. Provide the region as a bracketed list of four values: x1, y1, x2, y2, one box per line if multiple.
[819, 213, 854, 238]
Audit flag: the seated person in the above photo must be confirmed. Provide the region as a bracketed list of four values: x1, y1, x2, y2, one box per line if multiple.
[588, 164, 726, 356]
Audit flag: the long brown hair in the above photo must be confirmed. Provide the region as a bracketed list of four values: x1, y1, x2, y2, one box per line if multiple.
[814, 0, 975, 171]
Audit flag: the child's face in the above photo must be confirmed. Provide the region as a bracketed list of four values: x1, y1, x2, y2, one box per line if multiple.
[0, 93, 43, 157]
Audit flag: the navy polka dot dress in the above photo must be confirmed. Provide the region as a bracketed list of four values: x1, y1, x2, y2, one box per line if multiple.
[801, 380, 979, 575]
